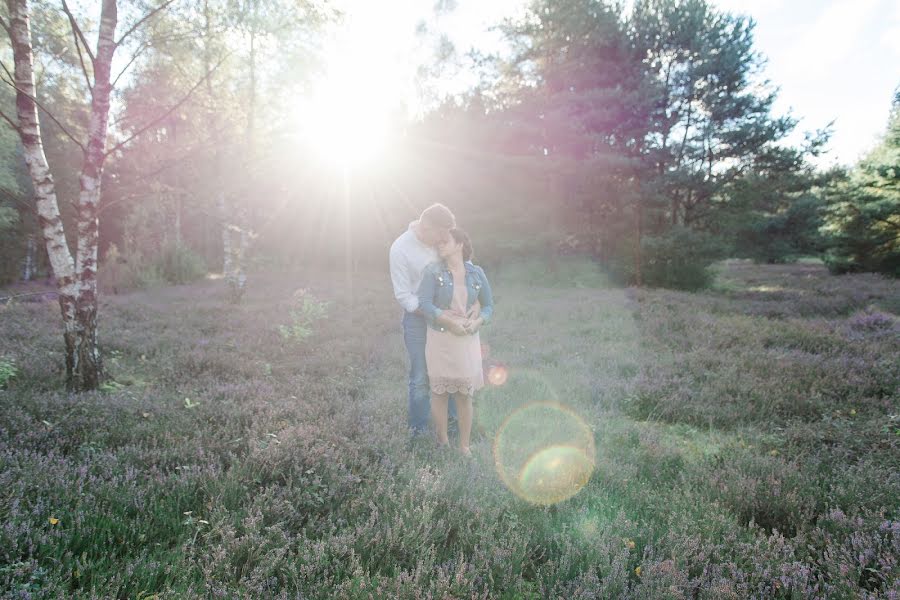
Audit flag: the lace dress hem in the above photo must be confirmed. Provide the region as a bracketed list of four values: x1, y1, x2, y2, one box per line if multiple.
[429, 375, 482, 396]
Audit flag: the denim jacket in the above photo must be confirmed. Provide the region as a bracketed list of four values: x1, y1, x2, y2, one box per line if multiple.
[417, 260, 494, 331]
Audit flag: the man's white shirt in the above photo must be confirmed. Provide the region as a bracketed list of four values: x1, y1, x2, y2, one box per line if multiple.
[389, 221, 439, 313]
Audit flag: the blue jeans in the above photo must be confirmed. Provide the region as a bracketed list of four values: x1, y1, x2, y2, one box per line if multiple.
[402, 311, 457, 434]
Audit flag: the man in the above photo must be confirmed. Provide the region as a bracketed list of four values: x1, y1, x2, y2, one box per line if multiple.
[390, 203, 463, 436]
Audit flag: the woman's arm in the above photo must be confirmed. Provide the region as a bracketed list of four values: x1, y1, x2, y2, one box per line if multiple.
[416, 266, 443, 326]
[475, 266, 494, 325]
[464, 267, 493, 334]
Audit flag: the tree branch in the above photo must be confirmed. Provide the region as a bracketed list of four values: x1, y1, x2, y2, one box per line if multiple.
[64, 7, 94, 94]
[0, 185, 35, 215]
[847, 203, 900, 232]
[0, 107, 22, 134]
[0, 63, 86, 152]
[115, 0, 178, 47]
[60, 0, 96, 63]
[111, 40, 150, 89]
[0, 291, 59, 304]
[104, 53, 230, 158]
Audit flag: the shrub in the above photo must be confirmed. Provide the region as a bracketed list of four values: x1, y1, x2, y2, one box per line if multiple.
[278, 289, 329, 342]
[99, 243, 206, 293]
[847, 310, 897, 333]
[99, 244, 164, 293]
[156, 242, 207, 285]
[0, 356, 16, 388]
[730, 194, 827, 264]
[640, 227, 729, 290]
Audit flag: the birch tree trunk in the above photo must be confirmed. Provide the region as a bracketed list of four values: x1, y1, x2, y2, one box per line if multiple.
[202, 0, 239, 297]
[22, 234, 35, 280]
[7, 0, 117, 391]
[234, 223, 247, 300]
[227, 2, 258, 304]
[72, 0, 117, 391]
[8, 0, 80, 387]
[174, 192, 182, 247]
[219, 192, 233, 276]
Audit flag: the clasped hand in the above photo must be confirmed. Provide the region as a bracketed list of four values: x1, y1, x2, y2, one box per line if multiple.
[447, 315, 483, 336]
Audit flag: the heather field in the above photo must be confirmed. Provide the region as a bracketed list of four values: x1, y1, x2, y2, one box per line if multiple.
[1, 260, 898, 599]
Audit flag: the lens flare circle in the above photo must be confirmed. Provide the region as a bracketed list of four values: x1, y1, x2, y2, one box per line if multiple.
[518, 445, 595, 505]
[487, 364, 509, 386]
[493, 401, 595, 505]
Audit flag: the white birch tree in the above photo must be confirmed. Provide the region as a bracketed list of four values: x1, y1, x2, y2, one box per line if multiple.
[0, 0, 185, 391]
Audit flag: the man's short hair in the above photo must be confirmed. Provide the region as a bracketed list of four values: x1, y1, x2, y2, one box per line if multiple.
[420, 203, 456, 230]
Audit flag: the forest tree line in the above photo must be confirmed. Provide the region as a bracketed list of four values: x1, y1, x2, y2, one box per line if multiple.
[1, 0, 898, 295]
[0, 0, 898, 390]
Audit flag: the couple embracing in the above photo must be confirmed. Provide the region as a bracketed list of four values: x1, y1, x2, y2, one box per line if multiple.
[389, 204, 494, 457]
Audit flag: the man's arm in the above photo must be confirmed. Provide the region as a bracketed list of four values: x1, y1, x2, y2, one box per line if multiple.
[389, 245, 419, 313]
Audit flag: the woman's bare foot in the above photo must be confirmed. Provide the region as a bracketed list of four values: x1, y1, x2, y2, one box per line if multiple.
[459, 446, 473, 458]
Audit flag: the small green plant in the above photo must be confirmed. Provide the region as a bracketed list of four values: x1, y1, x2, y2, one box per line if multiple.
[278, 289, 329, 342]
[99, 379, 125, 393]
[0, 356, 17, 388]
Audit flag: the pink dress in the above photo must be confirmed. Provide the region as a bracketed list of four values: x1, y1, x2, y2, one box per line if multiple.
[425, 271, 485, 396]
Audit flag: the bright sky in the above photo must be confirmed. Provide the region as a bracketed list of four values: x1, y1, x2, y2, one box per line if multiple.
[713, 0, 900, 167]
[309, 0, 900, 168]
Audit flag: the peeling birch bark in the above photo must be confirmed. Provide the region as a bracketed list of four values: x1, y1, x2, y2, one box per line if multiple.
[223, 222, 246, 303]
[71, 0, 117, 391]
[8, 0, 80, 386]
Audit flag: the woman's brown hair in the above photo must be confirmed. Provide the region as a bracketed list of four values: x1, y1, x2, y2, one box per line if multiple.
[449, 228, 473, 262]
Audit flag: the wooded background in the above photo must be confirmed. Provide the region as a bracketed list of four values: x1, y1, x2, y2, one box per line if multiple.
[1, 0, 898, 390]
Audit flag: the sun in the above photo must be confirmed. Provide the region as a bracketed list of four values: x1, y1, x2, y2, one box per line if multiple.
[300, 57, 393, 169]
[296, 3, 415, 171]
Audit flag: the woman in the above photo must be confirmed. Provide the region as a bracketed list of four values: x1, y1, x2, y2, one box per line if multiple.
[417, 229, 494, 457]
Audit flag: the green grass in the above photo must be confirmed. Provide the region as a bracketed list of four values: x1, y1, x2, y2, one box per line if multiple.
[491, 255, 614, 289]
[0, 261, 897, 597]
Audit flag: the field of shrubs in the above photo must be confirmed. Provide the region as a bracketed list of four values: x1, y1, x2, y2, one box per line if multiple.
[1, 260, 897, 598]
